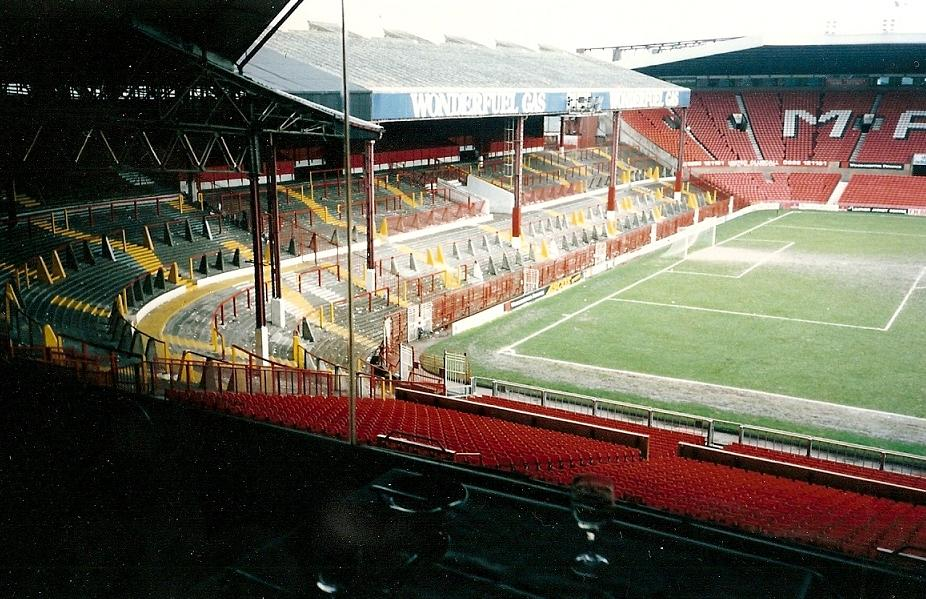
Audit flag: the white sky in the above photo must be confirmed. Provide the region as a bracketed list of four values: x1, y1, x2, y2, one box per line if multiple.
[282, 0, 926, 50]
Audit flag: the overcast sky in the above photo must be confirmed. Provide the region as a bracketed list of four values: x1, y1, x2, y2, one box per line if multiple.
[282, 0, 925, 51]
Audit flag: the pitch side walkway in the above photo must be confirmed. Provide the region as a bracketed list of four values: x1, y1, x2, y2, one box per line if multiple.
[487, 350, 926, 446]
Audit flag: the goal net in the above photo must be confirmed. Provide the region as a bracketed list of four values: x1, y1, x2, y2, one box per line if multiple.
[664, 218, 717, 259]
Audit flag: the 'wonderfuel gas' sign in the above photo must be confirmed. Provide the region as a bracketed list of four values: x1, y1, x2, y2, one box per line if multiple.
[371, 88, 688, 121]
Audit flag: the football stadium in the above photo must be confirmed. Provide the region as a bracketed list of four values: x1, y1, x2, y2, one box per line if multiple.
[4, 2, 926, 597]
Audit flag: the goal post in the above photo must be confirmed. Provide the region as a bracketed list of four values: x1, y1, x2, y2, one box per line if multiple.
[664, 217, 718, 259]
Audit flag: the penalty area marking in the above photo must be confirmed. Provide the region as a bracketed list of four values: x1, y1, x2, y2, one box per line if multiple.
[883, 266, 926, 331]
[502, 211, 796, 353]
[606, 298, 884, 331]
[669, 241, 795, 280]
[610, 264, 926, 333]
[499, 351, 926, 426]
[769, 224, 926, 239]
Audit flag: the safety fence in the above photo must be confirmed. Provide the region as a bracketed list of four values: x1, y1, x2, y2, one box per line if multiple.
[475, 377, 714, 443]
[470, 378, 926, 479]
[1, 192, 184, 230]
[655, 210, 695, 240]
[736, 425, 926, 478]
[521, 180, 588, 205]
[0, 331, 405, 401]
[381, 199, 485, 235]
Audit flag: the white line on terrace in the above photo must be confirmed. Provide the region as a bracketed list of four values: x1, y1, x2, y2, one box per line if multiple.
[502, 211, 795, 352]
[607, 298, 884, 331]
[769, 224, 926, 238]
[883, 266, 926, 332]
[502, 351, 926, 426]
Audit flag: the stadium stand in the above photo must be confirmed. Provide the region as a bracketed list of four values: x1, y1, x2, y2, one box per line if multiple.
[813, 91, 876, 162]
[686, 92, 759, 161]
[622, 109, 713, 161]
[165, 387, 926, 561]
[856, 91, 926, 164]
[166, 389, 644, 471]
[726, 443, 926, 492]
[839, 173, 926, 210]
[696, 172, 839, 203]
[741, 92, 785, 161]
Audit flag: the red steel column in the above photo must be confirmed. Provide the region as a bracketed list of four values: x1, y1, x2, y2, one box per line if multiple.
[675, 107, 687, 199]
[511, 116, 525, 249]
[364, 139, 375, 271]
[606, 110, 621, 221]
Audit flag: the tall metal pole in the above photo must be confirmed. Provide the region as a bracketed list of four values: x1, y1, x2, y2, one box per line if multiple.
[247, 131, 268, 355]
[341, 0, 357, 446]
[266, 134, 282, 299]
[606, 110, 621, 222]
[511, 115, 524, 249]
[675, 107, 687, 200]
[364, 140, 375, 270]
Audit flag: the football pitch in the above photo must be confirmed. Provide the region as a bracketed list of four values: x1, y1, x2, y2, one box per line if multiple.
[431, 209, 926, 434]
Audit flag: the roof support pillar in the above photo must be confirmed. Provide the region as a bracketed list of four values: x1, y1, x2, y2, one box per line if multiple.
[247, 131, 267, 356]
[364, 139, 375, 273]
[265, 134, 282, 301]
[675, 106, 687, 201]
[511, 115, 525, 250]
[558, 116, 566, 155]
[607, 110, 621, 221]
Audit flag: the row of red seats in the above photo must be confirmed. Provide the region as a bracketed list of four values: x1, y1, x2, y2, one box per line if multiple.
[469, 395, 926, 560]
[166, 389, 642, 473]
[632, 90, 926, 165]
[533, 451, 926, 559]
[698, 172, 839, 203]
[839, 173, 926, 209]
[622, 109, 712, 162]
[166, 388, 926, 561]
[856, 91, 926, 163]
[692, 91, 872, 162]
[813, 91, 875, 161]
[686, 92, 758, 161]
[471, 395, 704, 459]
[726, 443, 926, 491]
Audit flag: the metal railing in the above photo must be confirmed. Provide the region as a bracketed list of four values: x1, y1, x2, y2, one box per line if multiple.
[474, 376, 926, 479]
[737, 425, 926, 478]
[474, 377, 713, 442]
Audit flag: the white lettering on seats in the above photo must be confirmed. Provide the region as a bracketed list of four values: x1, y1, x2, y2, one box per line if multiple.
[893, 110, 926, 139]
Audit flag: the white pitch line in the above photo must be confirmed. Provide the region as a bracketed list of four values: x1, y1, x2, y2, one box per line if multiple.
[770, 224, 926, 239]
[502, 351, 926, 426]
[883, 266, 926, 331]
[669, 240, 794, 279]
[502, 211, 795, 352]
[607, 298, 884, 331]
[735, 241, 795, 278]
[740, 238, 794, 244]
[668, 269, 740, 279]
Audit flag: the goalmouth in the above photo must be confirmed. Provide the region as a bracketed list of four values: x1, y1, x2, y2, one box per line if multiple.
[664, 217, 718, 259]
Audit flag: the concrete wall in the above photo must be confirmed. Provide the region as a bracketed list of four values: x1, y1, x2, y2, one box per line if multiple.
[466, 174, 514, 214]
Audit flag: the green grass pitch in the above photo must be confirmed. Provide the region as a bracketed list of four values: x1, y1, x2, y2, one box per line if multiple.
[428, 209, 926, 440]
